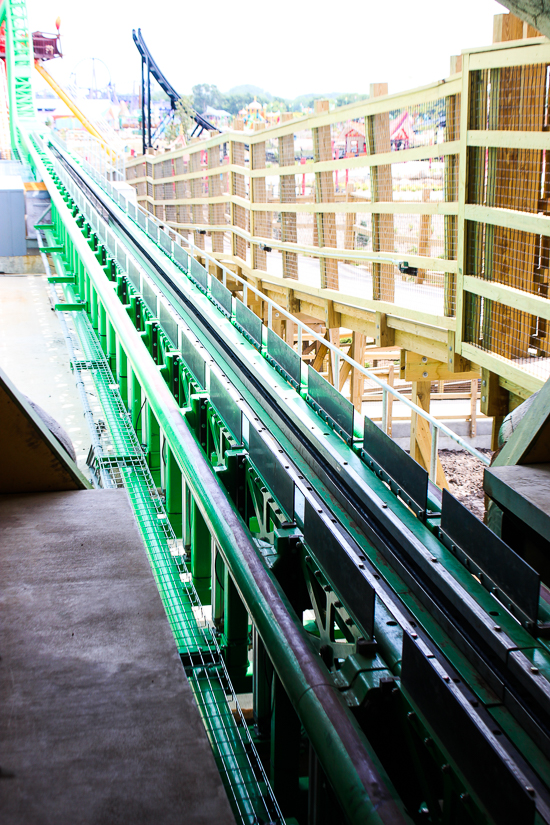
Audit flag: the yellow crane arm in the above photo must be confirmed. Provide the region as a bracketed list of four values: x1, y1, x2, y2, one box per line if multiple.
[34, 61, 116, 161]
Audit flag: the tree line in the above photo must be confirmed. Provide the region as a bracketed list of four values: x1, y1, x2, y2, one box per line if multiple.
[191, 83, 368, 115]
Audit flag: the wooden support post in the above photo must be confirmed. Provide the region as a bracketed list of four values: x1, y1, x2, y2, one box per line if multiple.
[375, 311, 394, 347]
[189, 144, 204, 250]
[325, 300, 341, 386]
[470, 378, 478, 438]
[312, 100, 339, 289]
[410, 381, 431, 464]
[386, 363, 394, 437]
[350, 332, 366, 414]
[444, 60, 461, 316]
[493, 12, 524, 43]
[312, 344, 328, 372]
[279, 113, 298, 279]
[345, 182, 355, 264]
[250, 123, 268, 271]
[481, 368, 509, 451]
[230, 119, 248, 264]
[367, 83, 394, 302]
[339, 360, 352, 391]
[410, 380, 448, 489]
[417, 188, 431, 285]
[208, 145, 224, 253]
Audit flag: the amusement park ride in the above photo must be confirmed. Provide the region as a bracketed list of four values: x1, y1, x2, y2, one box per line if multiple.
[3, 1, 550, 824]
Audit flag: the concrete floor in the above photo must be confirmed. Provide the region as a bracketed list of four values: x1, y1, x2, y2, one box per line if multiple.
[0, 489, 235, 825]
[0, 273, 91, 476]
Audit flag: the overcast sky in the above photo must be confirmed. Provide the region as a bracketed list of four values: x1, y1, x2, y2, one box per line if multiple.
[27, 0, 508, 99]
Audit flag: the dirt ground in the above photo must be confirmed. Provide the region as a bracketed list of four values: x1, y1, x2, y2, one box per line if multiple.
[439, 449, 493, 521]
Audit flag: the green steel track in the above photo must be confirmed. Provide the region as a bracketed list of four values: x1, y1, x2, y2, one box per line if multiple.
[20, 126, 550, 825]
[7, 0, 550, 821]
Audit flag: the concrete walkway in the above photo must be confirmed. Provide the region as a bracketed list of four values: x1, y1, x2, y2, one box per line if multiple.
[0, 489, 235, 825]
[0, 273, 91, 475]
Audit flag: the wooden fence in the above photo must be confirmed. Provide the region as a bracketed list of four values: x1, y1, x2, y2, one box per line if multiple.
[125, 14, 550, 458]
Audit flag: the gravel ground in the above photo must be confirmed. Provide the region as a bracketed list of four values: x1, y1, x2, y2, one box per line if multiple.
[439, 449, 493, 521]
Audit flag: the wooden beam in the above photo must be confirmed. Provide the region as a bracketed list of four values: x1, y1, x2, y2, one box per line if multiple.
[493, 12, 524, 43]
[463, 275, 550, 321]
[375, 311, 395, 347]
[498, 376, 533, 400]
[312, 344, 328, 371]
[402, 353, 480, 381]
[461, 343, 544, 393]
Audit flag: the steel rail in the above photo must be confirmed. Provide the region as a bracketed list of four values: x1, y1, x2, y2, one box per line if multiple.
[39, 134, 550, 824]
[53, 143, 550, 774]
[26, 130, 411, 825]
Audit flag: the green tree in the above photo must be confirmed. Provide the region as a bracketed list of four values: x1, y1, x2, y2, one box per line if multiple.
[192, 84, 223, 113]
[335, 93, 368, 107]
[164, 95, 195, 142]
[221, 93, 249, 116]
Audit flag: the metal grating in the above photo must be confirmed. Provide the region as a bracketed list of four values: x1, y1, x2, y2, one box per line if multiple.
[54, 289, 283, 825]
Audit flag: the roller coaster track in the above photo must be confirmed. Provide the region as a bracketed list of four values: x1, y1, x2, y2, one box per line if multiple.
[17, 120, 550, 823]
[132, 27, 218, 148]
[6, 0, 550, 821]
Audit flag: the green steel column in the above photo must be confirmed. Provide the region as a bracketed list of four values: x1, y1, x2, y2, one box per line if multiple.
[224, 568, 249, 691]
[253, 627, 272, 739]
[146, 403, 161, 486]
[191, 498, 211, 605]
[164, 352, 180, 403]
[130, 368, 143, 442]
[145, 320, 157, 363]
[212, 548, 225, 630]
[90, 284, 98, 331]
[84, 271, 91, 313]
[271, 673, 301, 814]
[127, 294, 138, 326]
[99, 303, 107, 356]
[116, 342, 128, 409]
[166, 446, 183, 538]
[80, 262, 87, 301]
[107, 320, 116, 373]
[116, 274, 126, 302]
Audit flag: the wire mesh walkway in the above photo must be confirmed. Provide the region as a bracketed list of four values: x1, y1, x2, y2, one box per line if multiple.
[50, 281, 283, 825]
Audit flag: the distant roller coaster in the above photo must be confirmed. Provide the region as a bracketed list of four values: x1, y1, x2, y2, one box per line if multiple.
[132, 27, 218, 152]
